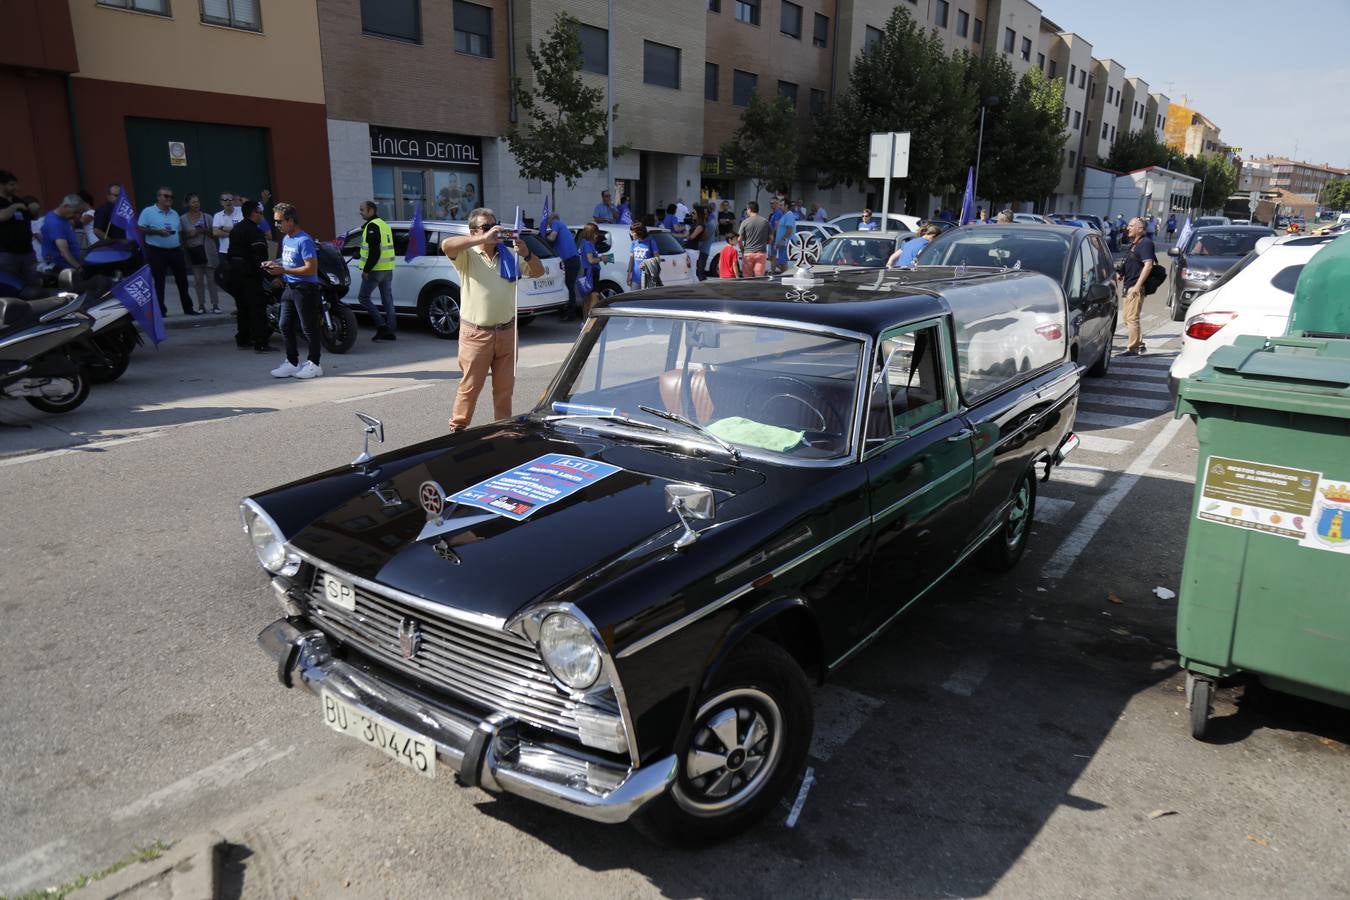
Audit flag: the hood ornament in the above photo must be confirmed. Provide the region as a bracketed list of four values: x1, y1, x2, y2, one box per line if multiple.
[419, 480, 447, 524]
[352, 412, 385, 472]
[782, 234, 824, 302]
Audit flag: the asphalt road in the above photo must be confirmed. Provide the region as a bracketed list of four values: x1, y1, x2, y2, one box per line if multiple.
[1, 303, 1347, 899]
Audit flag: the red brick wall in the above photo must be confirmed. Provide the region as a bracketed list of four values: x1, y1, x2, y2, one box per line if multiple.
[0, 70, 80, 206]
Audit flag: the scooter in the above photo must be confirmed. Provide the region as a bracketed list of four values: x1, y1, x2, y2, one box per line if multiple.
[55, 269, 142, 383]
[0, 287, 109, 415]
[260, 244, 358, 353]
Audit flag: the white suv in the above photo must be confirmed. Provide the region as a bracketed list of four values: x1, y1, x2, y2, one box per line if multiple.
[1168, 233, 1340, 397]
[577, 224, 696, 297]
[340, 219, 567, 339]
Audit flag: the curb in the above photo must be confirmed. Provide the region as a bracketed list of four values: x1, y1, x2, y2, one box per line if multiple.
[69, 832, 224, 900]
[164, 311, 234, 331]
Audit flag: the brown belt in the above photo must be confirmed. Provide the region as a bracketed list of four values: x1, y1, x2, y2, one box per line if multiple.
[463, 317, 515, 331]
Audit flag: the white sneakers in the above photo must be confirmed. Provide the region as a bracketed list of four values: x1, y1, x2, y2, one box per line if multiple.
[271, 360, 323, 379]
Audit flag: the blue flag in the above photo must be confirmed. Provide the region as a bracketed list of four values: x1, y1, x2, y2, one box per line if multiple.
[1174, 216, 1193, 249]
[617, 204, 632, 225]
[111, 185, 141, 245]
[540, 193, 550, 235]
[513, 205, 523, 234]
[109, 264, 165, 346]
[959, 167, 975, 226]
[405, 202, 425, 262]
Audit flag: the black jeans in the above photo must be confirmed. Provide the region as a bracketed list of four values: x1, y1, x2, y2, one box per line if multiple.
[562, 255, 580, 314]
[233, 280, 270, 349]
[144, 245, 192, 314]
[279, 282, 321, 365]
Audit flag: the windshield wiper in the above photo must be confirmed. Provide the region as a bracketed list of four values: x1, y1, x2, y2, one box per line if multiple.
[543, 410, 670, 433]
[638, 405, 741, 462]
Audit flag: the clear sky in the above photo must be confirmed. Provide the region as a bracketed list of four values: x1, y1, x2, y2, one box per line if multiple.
[1033, 0, 1350, 168]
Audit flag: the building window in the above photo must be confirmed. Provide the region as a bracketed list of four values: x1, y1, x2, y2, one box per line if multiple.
[643, 41, 680, 89]
[1048, 58, 1056, 78]
[201, 0, 259, 30]
[732, 69, 757, 106]
[1079, 69, 1086, 88]
[864, 25, 883, 53]
[778, 80, 798, 107]
[1037, 52, 1045, 70]
[935, 0, 949, 28]
[363, 0, 421, 43]
[1003, 28, 1015, 54]
[97, 0, 169, 14]
[1073, 110, 1081, 130]
[1063, 106, 1069, 124]
[1021, 36, 1031, 61]
[1102, 122, 1109, 139]
[453, 0, 491, 55]
[1069, 150, 1076, 167]
[1102, 85, 1108, 102]
[1069, 63, 1077, 84]
[708, 0, 720, 10]
[579, 24, 607, 75]
[956, 9, 968, 37]
[780, 1, 801, 37]
[736, 0, 760, 25]
[809, 88, 825, 116]
[972, 17, 982, 43]
[705, 62, 719, 100]
[813, 12, 828, 47]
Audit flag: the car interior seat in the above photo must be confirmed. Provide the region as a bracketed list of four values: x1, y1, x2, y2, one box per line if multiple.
[659, 365, 715, 424]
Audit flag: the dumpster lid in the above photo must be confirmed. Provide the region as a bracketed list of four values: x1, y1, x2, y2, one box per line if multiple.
[1286, 232, 1350, 338]
[1177, 334, 1350, 420]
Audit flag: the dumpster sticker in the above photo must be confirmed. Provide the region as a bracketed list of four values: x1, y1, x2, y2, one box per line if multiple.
[447, 453, 622, 522]
[1196, 456, 1321, 540]
[1299, 482, 1350, 555]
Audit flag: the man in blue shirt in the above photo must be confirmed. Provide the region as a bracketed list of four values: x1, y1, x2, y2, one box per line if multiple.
[262, 202, 323, 379]
[857, 208, 880, 231]
[887, 224, 941, 267]
[593, 190, 617, 224]
[773, 201, 797, 273]
[545, 212, 582, 320]
[138, 186, 195, 316]
[40, 194, 83, 274]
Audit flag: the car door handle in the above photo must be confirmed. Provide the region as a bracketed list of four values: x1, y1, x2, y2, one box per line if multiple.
[946, 428, 974, 442]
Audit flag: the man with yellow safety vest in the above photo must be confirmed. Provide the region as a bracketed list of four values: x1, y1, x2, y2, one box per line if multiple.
[356, 200, 397, 341]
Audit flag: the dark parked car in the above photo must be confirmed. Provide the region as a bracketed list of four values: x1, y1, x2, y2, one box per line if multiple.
[918, 223, 1119, 378]
[242, 267, 1082, 843]
[1165, 225, 1275, 321]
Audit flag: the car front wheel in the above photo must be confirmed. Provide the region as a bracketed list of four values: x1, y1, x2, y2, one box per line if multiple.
[634, 637, 812, 846]
[419, 285, 461, 340]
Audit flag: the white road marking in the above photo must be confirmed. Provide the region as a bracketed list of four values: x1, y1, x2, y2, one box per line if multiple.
[1085, 378, 1172, 395]
[1076, 434, 1133, 455]
[1078, 393, 1174, 411]
[1147, 467, 1195, 484]
[111, 738, 295, 822]
[1033, 496, 1075, 524]
[941, 656, 991, 697]
[1042, 415, 1190, 581]
[0, 433, 158, 467]
[785, 767, 816, 828]
[808, 686, 885, 762]
[1052, 463, 1109, 487]
[0, 838, 72, 894]
[332, 383, 436, 403]
[1074, 410, 1155, 431]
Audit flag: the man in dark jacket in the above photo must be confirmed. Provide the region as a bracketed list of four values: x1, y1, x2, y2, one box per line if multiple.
[226, 200, 271, 351]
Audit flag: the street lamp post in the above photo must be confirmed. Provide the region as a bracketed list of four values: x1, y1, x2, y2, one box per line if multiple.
[973, 95, 999, 214]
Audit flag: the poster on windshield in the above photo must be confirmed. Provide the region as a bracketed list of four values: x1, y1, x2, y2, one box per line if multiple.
[448, 454, 621, 521]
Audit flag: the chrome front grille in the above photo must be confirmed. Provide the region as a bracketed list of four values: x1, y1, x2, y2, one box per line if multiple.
[305, 571, 600, 741]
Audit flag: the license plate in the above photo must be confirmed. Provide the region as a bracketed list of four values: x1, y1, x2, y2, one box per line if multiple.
[321, 691, 436, 778]
[320, 572, 356, 611]
[533, 278, 555, 290]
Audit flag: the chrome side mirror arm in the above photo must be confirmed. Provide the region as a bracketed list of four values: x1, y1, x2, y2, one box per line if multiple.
[352, 412, 385, 469]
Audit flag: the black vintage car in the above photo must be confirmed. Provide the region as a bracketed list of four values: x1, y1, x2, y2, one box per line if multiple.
[242, 266, 1082, 843]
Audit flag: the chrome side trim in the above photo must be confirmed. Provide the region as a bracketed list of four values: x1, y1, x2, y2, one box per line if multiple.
[0, 318, 86, 353]
[284, 543, 509, 633]
[615, 515, 872, 660]
[869, 460, 974, 526]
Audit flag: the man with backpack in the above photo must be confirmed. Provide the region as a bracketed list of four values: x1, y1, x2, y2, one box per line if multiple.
[1119, 216, 1157, 356]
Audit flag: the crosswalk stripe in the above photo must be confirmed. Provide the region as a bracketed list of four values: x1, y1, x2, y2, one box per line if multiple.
[1078, 393, 1174, 411]
[1050, 464, 1107, 487]
[1076, 434, 1133, 454]
[1034, 496, 1075, 524]
[1074, 410, 1155, 431]
[1085, 378, 1172, 394]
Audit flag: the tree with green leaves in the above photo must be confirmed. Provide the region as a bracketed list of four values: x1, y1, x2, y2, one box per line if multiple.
[1320, 179, 1350, 211]
[808, 5, 975, 205]
[721, 92, 799, 206]
[1184, 153, 1237, 212]
[506, 13, 619, 206]
[965, 53, 1067, 208]
[1103, 129, 1174, 173]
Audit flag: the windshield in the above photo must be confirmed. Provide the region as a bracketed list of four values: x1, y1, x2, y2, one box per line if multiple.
[819, 236, 897, 267]
[920, 228, 1072, 281]
[544, 315, 864, 460]
[1184, 230, 1269, 257]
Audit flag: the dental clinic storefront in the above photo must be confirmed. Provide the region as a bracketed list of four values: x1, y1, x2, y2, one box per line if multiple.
[368, 125, 484, 222]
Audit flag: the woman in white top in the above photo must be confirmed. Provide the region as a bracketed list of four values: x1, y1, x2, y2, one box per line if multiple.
[180, 192, 220, 313]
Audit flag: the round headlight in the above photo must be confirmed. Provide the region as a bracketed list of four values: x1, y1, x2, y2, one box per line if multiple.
[537, 613, 602, 690]
[243, 505, 296, 574]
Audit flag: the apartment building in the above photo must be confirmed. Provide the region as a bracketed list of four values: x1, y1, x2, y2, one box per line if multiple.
[909, 0, 990, 57]
[1085, 58, 1125, 163]
[1043, 29, 1092, 210]
[4, 0, 332, 228]
[1245, 156, 1349, 197]
[1165, 100, 1223, 156]
[1117, 75, 1148, 139]
[1146, 91, 1169, 144]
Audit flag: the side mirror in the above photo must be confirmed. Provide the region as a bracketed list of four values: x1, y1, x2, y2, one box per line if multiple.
[352, 412, 385, 468]
[665, 483, 716, 549]
[1086, 282, 1112, 302]
[1167, 246, 1180, 257]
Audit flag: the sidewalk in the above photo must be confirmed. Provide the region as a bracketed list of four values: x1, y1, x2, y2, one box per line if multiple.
[157, 282, 238, 330]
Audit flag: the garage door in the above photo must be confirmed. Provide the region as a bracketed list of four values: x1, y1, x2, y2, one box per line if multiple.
[124, 117, 270, 213]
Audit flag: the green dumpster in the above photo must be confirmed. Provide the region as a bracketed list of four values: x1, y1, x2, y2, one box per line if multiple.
[1175, 335, 1350, 740]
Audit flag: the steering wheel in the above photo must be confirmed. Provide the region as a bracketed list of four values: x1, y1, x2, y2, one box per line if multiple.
[749, 376, 835, 434]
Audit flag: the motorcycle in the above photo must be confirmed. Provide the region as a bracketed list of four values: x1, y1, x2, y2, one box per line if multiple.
[0, 286, 111, 415]
[55, 265, 143, 384]
[260, 244, 357, 353]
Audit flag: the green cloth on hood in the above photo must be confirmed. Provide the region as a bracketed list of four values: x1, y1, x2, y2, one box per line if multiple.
[706, 416, 805, 453]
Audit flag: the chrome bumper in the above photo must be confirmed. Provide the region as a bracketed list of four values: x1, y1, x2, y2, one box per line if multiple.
[258, 618, 676, 824]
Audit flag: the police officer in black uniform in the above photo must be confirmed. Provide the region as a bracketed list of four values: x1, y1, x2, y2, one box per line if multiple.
[226, 200, 271, 351]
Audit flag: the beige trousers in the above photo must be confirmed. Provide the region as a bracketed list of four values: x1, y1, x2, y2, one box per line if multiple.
[450, 322, 516, 430]
[1122, 288, 1144, 351]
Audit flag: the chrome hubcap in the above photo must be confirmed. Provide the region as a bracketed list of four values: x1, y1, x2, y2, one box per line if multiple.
[430, 295, 460, 334]
[673, 688, 782, 815]
[1006, 482, 1030, 547]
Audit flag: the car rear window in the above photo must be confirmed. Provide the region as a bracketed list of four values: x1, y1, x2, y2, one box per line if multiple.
[522, 233, 554, 259]
[1270, 264, 1305, 294]
[819, 236, 897, 267]
[648, 231, 686, 254]
[945, 276, 1068, 401]
[920, 228, 1071, 281]
[1185, 230, 1270, 256]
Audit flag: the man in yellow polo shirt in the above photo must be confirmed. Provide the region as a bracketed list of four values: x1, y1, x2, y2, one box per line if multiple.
[440, 207, 544, 431]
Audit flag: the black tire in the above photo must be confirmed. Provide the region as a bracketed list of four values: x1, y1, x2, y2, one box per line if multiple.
[85, 346, 131, 384]
[1169, 286, 1186, 322]
[320, 302, 359, 354]
[517, 314, 534, 329]
[597, 280, 624, 301]
[25, 372, 90, 414]
[419, 284, 460, 340]
[1086, 317, 1115, 377]
[1188, 674, 1212, 740]
[978, 468, 1036, 572]
[633, 637, 812, 846]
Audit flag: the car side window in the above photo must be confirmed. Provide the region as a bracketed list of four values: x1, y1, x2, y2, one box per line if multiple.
[1090, 237, 1114, 284]
[1270, 264, 1304, 294]
[866, 322, 948, 443]
[1067, 242, 1089, 298]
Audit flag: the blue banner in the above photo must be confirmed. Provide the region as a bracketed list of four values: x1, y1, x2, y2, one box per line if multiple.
[111, 185, 141, 245]
[109, 264, 165, 346]
[405, 202, 425, 262]
[449, 453, 622, 521]
[959, 167, 975, 226]
[1174, 216, 1193, 249]
[540, 193, 550, 235]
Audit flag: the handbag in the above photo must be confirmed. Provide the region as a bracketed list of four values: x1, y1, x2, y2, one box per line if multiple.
[1143, 260, 1167, 295]
[639, 255, 663, 287]
[576, 270, 594, 296]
